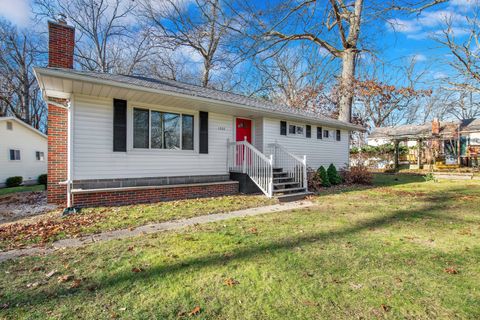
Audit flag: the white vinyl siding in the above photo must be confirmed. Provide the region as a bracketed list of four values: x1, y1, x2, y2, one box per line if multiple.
[72, 95, 233, 180]
[0, 120, 47, 186]
[262, 118, 350, 170]
[254, 117, 263, 152]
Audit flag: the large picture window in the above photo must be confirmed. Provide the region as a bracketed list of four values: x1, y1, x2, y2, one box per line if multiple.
[134, 108, 194, 150]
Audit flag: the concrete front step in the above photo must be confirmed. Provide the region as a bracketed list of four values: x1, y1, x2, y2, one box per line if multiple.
[276, 191, 313, 202]
[273, 187, 306, 194]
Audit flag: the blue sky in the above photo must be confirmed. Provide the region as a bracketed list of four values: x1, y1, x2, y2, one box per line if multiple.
[0, 0, 474, 88]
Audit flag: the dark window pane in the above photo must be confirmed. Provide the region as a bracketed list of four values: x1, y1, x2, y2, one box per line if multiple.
[306, 125, 311, 138]
[182, 115, 194, 150]
[289, 125, 296, 134]
[317, 127, 322, 139]
[336, 130, 341, 141]
[324, 130, 329, 138]
[280, 121, 287, 135]
[10, 149, 15, 160]
[133, 108, 149, 148]
[296, 126, 304, 135]
[163, 112, 180, 149]
[151, 111, 163, 149]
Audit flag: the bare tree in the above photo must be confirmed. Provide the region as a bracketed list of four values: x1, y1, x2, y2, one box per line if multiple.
[35, 0, 153, 74]
[354, 59, 432, 127]
[248, 46, 339, 115]
[438, 12, 480, 87]
[234, 0, 448, 123]
[0, 19, 46, 129]
[140, 0, 239, 87]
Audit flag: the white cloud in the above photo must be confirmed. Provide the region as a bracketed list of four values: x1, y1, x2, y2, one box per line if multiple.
[386, 6, 471, 41]
[0, 0, 31, 26]
[433, 71, 448, 79]
[386, 18, 422, 33]
[411, 54, 427, 62]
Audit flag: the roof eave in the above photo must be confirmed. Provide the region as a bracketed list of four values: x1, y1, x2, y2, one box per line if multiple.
[34, 67, 364, 132]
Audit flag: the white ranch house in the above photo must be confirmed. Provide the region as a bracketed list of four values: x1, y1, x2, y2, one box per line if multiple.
[35, 19, 362, 207]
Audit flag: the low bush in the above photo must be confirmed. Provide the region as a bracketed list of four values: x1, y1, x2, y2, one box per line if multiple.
[6, 176, 23, 188]
[327, 164, 342, 185]
[317, 166, 331, 187]
[38, 174, 47, 186]
[307, 169, 322, 192]
[341, 165, 373, 185]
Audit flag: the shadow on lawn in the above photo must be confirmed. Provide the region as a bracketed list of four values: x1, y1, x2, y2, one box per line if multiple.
[1, 187, 474, 310]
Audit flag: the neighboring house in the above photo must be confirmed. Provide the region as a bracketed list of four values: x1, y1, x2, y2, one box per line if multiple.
[369, 119, 480, 168]
[0, 117, 47, 187]
[34, 19, 362, 208]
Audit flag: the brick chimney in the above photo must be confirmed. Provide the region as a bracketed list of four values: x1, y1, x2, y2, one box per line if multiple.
[46, 16, 75, 206]
[432, 118, 440, 136]
[48, 15, 75, 68]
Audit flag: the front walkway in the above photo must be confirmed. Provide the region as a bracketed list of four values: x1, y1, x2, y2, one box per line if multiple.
[0, 200, 314, 263]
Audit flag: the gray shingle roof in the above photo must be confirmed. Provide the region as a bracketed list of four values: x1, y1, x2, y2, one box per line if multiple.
[370, 118, 480, 140]
[36, 67, 363, 130]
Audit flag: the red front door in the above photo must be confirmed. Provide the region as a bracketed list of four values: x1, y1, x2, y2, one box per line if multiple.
[236, 118, 252, 143]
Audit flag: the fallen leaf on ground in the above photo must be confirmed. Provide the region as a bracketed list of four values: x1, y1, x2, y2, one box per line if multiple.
[70, 279, 82, 288]
[444, 267, 459, 274]
[57, 275, 74, 283]
[381, 304, 391, 312]
[131, 267, 143, 273]
[26, 281, 46, 288]
[224, 278, 239, 287]
[45, 270, 58, 278]
[248, 227, 258, 234]
[31, 266, 44, 272]
[189, 306, 201, 316]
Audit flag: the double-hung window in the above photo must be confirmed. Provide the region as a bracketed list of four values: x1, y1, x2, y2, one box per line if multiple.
[133, 108, 194, 150]
[36, 151, 45, 161]
[288, 124, 304, 136]
[9, 149, 20, 161]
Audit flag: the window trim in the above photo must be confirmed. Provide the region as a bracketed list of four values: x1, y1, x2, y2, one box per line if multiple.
[132, 107, 195, 152]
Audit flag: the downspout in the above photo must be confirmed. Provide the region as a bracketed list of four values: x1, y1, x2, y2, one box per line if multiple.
[66, 97, 73, 208]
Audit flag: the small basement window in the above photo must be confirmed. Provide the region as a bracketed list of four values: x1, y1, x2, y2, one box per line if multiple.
[6, 121, 13, 130]
[36, 151, 45, 161]
[9, 149, 20, 161]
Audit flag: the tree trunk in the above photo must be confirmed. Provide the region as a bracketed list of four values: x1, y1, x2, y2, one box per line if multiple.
[202, 60, 211, 87]
[338, 48, 356, 123]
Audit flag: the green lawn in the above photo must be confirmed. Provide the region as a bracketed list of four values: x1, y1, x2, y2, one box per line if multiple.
[0, 195, 277, 250]
[1, 175, 479, 319]
[0, 184, 44, 196]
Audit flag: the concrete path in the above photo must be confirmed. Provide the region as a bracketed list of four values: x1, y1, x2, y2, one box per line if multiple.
[0, 200, 314, 263]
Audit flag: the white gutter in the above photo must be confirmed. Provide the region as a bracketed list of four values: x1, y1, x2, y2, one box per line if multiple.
[34, 67, 365, 132]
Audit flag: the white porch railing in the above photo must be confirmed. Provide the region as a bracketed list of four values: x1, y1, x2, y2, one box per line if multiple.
[265, 143, 307, 190]
[227, 140, 274, 197]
